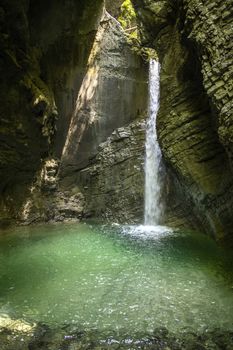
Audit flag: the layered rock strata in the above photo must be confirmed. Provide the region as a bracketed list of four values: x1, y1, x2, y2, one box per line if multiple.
[0, 2, 148, 225]
[132, 0, 233, 241]
[77, 120, 146, 222]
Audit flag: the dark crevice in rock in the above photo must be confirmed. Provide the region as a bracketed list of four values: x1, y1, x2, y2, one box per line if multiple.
[132, 0, 233, 241]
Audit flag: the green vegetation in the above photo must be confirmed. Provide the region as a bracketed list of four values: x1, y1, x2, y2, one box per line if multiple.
[118, 0, 136, 29]
[118, 0, 138, 41]
[117, 0, 159, 61]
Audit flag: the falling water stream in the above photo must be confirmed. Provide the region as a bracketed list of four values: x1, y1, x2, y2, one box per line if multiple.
[0, 61, 233, 349]
[145, 59, 162, 225]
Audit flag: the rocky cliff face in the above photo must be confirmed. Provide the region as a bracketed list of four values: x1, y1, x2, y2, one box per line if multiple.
[58, 12, 148, 223]
[1, 0, 233, 241]
[0, 1, 148, 225]
[0, 0, 105, 224]
[132, 0, 233, 242]
[77, 120, 145, 222]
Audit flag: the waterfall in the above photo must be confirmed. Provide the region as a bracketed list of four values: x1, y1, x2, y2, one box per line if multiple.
[144, 59, 162, 226]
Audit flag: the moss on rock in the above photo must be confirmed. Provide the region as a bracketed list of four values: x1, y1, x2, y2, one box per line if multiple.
[133, 0, 233, 242]
[0, 0, 104, 223]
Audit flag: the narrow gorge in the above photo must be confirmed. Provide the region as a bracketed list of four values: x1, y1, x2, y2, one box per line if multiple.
[0, 0, 233, 243]
[0, 1, 233, 349]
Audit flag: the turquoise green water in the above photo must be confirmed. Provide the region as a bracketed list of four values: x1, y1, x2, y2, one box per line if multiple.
[0, 223, 232, 336]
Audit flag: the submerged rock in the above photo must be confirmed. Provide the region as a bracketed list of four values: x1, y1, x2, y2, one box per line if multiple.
[0, 320, 232, 350]
[0, 314, 36, 333]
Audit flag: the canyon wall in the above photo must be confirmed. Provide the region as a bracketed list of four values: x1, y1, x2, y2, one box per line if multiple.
[0, 0, 104, 224]
[0, 1, 147, 225]
[58, 11, 147, 223]
[1, 0, 233, 243]
[132, 0, 233, 242]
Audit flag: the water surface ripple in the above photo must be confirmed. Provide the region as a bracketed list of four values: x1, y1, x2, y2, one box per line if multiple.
[0, 223, 232, 337]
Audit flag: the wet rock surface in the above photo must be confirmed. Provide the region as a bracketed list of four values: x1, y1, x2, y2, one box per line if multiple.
[132, 0, 233, 241]
[0, 319, 233, 350]
[1, 0, 233, 237]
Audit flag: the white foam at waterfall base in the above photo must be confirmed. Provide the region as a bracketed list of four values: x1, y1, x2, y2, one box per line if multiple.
[121, 225, 174, 240]
[144, 59, 162, 225]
